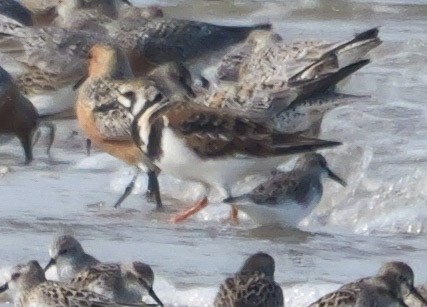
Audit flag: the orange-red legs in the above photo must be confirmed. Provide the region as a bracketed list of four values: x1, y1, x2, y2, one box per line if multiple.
[171, 197, 208, 223]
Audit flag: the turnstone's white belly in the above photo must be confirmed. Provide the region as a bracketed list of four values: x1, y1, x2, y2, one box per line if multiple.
[157, 127, 292, 193]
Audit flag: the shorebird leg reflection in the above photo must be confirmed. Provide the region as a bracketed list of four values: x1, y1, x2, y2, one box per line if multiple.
[146, 170, 163, 210]
[230, 204, 239, 224]
[86, 139, 91, 156]
[114, 172, 139, 208]
[171, 197, 208, 223]
[19, 133, 33, 165]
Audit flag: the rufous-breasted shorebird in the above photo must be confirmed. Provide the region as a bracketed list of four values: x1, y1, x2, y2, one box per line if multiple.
[214, 252, 284, 307]
[75, 43, 165, 209]
[0, 65, 54, 164]
[309, 261, 427, 307]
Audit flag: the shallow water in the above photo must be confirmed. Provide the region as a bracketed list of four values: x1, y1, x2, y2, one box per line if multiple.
[1, 0, 427, 306]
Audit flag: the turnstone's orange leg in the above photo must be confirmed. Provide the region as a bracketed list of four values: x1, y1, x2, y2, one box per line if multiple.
[171, 197, 208, 223]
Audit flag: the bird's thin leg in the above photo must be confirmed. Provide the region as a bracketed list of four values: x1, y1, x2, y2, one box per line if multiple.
[146, 170, 163, 210]
[114, 171, 140, 208]
[230, 204, 239, 224]
[19, 132, 34, 165]
[170, 197, 208, 223]
[86, 139, 91, 156]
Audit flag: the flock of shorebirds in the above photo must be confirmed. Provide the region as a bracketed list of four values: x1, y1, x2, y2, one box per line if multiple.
[1, 235, 427, 307]
[0, 0, 380, 225]
[0, 0, 423, 306]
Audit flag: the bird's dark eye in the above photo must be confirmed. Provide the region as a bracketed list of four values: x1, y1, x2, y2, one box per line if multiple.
[124, 91, 136, 100]
[59, 249, 68, 255]
[11, 273, 21, 280]
[153, 93, 163, 104]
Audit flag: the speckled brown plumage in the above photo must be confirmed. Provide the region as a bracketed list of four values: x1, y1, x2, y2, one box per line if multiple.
[214, 252, 284, 307]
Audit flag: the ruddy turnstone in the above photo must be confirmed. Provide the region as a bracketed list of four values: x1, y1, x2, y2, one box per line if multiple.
[0, 260, 132, 307]
[0, 65, 54, 164]
[214, 252, 284, 307]
[70, 262, 163, 306]
[210, 28, 381, 117]
[125, 79, 342, 222]
[224, 153, 346, 227]
[44, 235, 100, 282]
[309, 261, 427, 307]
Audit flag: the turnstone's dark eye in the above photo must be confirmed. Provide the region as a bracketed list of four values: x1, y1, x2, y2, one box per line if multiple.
[59, 249, 68, 255]
[11, 273, 20, 280]
[124, 91, 135, 99]
[153, 93, 163, 104]
[123, 91, 136, 104]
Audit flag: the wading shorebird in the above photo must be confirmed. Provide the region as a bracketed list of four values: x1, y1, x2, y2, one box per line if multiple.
[123, 79, 342, 223]
[209, 27, 381, 118]
[224, 153, 346, 227]
[309, 261, 427, 307]
[0, 16, 108, 116]
[44, 235, 163, 306]
[0, 6, 273, 130]
[0, 260, 136, 307]
[75, 43, 165, 208]
[0, 65, 54, 164]
[52, 0, 160, 33]
[44, 235, 100, 281]
[214, 252, 284, 307]
[18, 0, 138, 28]
[69, 262, 163, 306]
[54, 0, 163, 29]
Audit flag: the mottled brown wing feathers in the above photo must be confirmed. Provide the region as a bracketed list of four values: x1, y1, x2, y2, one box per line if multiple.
[163, 102, 275, 158]
[214, 273, 284, 307]
[309, 285, 360, 307]
[162, 102, 340, 158]
[70, 263, 121, 290]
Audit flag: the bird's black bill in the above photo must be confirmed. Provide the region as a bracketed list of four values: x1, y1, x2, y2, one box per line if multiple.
[327, 168, 347, 187]
[73, 73, 88, 91]
[0, 283, 8, 293]
[410, 286, 427, 306]
[148, 287, 164, 307]
[44, 258, 56, 272]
